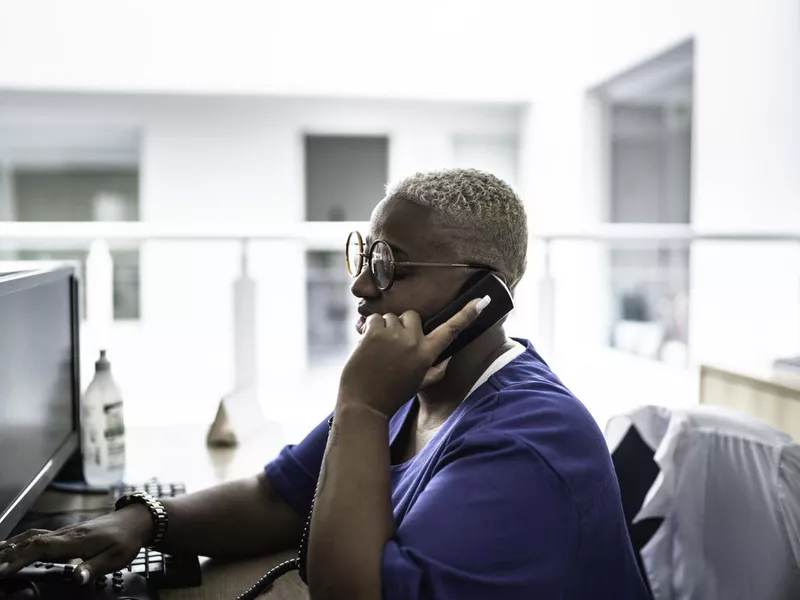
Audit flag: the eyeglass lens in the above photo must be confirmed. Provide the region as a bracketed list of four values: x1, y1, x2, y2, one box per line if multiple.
[345, 233, 394, 290]
[370, 241, 393, 289]
[346, 232, 362, 277]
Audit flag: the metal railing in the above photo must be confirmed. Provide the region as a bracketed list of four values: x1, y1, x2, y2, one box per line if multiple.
[5, 221, 800, 243]
[2, 221, 799, 401]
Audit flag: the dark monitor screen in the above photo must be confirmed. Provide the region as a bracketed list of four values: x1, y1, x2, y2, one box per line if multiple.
[0, 267, 80, 539]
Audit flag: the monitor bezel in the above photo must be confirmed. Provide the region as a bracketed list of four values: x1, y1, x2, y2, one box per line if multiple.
[0, 265, 82, 540]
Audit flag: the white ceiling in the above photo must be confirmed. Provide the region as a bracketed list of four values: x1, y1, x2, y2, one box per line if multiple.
[593, 40, 694, 107]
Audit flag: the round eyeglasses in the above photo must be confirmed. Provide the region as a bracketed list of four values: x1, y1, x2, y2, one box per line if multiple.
[345, 231, 486, 291]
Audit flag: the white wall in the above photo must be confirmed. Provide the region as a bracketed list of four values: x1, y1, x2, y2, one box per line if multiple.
[0, 92, 522, 427]
[690, 0, 800, 371]
[452, 136, 519, 187]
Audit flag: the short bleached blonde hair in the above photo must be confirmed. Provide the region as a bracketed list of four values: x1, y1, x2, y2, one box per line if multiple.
[386, 168, 528, 290]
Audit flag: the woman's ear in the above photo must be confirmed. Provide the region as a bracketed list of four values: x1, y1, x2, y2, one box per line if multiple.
[502, 274, 518, 298]
[457, 270, 493, 295]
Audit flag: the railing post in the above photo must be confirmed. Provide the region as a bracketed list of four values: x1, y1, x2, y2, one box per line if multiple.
[0, 161, 14, 222]
[86, 239, 114, 351]
[538, 239, 555, 357]
[233, 238, 258, 397]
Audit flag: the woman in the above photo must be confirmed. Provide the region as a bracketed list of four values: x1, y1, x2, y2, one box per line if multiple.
[0, 168, 649, 599]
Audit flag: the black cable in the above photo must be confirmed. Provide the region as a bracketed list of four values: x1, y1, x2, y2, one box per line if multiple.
[234, 558, 299, 600]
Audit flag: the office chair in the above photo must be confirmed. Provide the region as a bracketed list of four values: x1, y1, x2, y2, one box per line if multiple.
[606, 405, 800, 600]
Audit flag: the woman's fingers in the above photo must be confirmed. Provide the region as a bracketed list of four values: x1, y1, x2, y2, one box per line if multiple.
[0, 527, 108, 577]
[382, 313, 402, 328]
[74, 545, 137, 585]
[0, 529, 51, 573]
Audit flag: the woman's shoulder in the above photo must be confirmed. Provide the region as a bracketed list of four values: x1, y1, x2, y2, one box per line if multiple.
[465, 341, 602, 444]
[453, 352, 616, 507]
[460, 377, 607, 462]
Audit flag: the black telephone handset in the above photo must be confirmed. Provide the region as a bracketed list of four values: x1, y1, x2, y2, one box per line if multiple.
[422, 270, 515, 365]
[234, 270, 514, 599]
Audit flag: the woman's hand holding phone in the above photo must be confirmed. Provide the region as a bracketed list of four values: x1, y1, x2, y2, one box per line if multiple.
[337, 295, 491, 420]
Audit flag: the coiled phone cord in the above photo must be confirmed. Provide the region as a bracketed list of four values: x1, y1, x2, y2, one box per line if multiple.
[235, 419, 331, 599]
[233, 557, 299, 600]
[234, 493, 316, 599]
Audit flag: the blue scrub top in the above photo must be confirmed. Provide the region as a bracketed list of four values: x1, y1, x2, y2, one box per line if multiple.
[265, 340, 651, 599]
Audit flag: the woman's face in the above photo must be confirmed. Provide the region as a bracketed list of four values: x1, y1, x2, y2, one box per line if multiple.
[351, 195, 478, 334]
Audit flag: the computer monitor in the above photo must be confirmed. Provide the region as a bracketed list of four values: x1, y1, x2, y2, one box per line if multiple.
[0, 266, 81, 540]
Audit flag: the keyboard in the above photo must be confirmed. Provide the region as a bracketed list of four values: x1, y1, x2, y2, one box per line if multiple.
[111, 481, 187, 500]
[108, 480, 201, 590]
[0, 563, 157, 599]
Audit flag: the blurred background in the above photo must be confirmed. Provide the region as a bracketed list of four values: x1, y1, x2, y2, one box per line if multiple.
[1, 0, 798, 440]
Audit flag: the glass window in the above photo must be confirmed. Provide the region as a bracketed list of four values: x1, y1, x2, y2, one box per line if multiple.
[596, 41, 693, 365]
[3, 168, 141, 320]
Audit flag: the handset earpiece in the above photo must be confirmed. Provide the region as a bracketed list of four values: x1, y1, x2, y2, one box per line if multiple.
[422, 271, 514, 365]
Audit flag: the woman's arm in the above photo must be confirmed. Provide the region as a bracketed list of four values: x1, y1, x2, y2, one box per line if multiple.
[157, 472, 305, 559]
[306, 403, 394, 600]
[305, 301, 483, 599]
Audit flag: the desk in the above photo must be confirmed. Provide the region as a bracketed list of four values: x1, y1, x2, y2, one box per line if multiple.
[29, 424, 309, 600]
[700, 364, 800, 440]
[166, 551, 306, 600]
